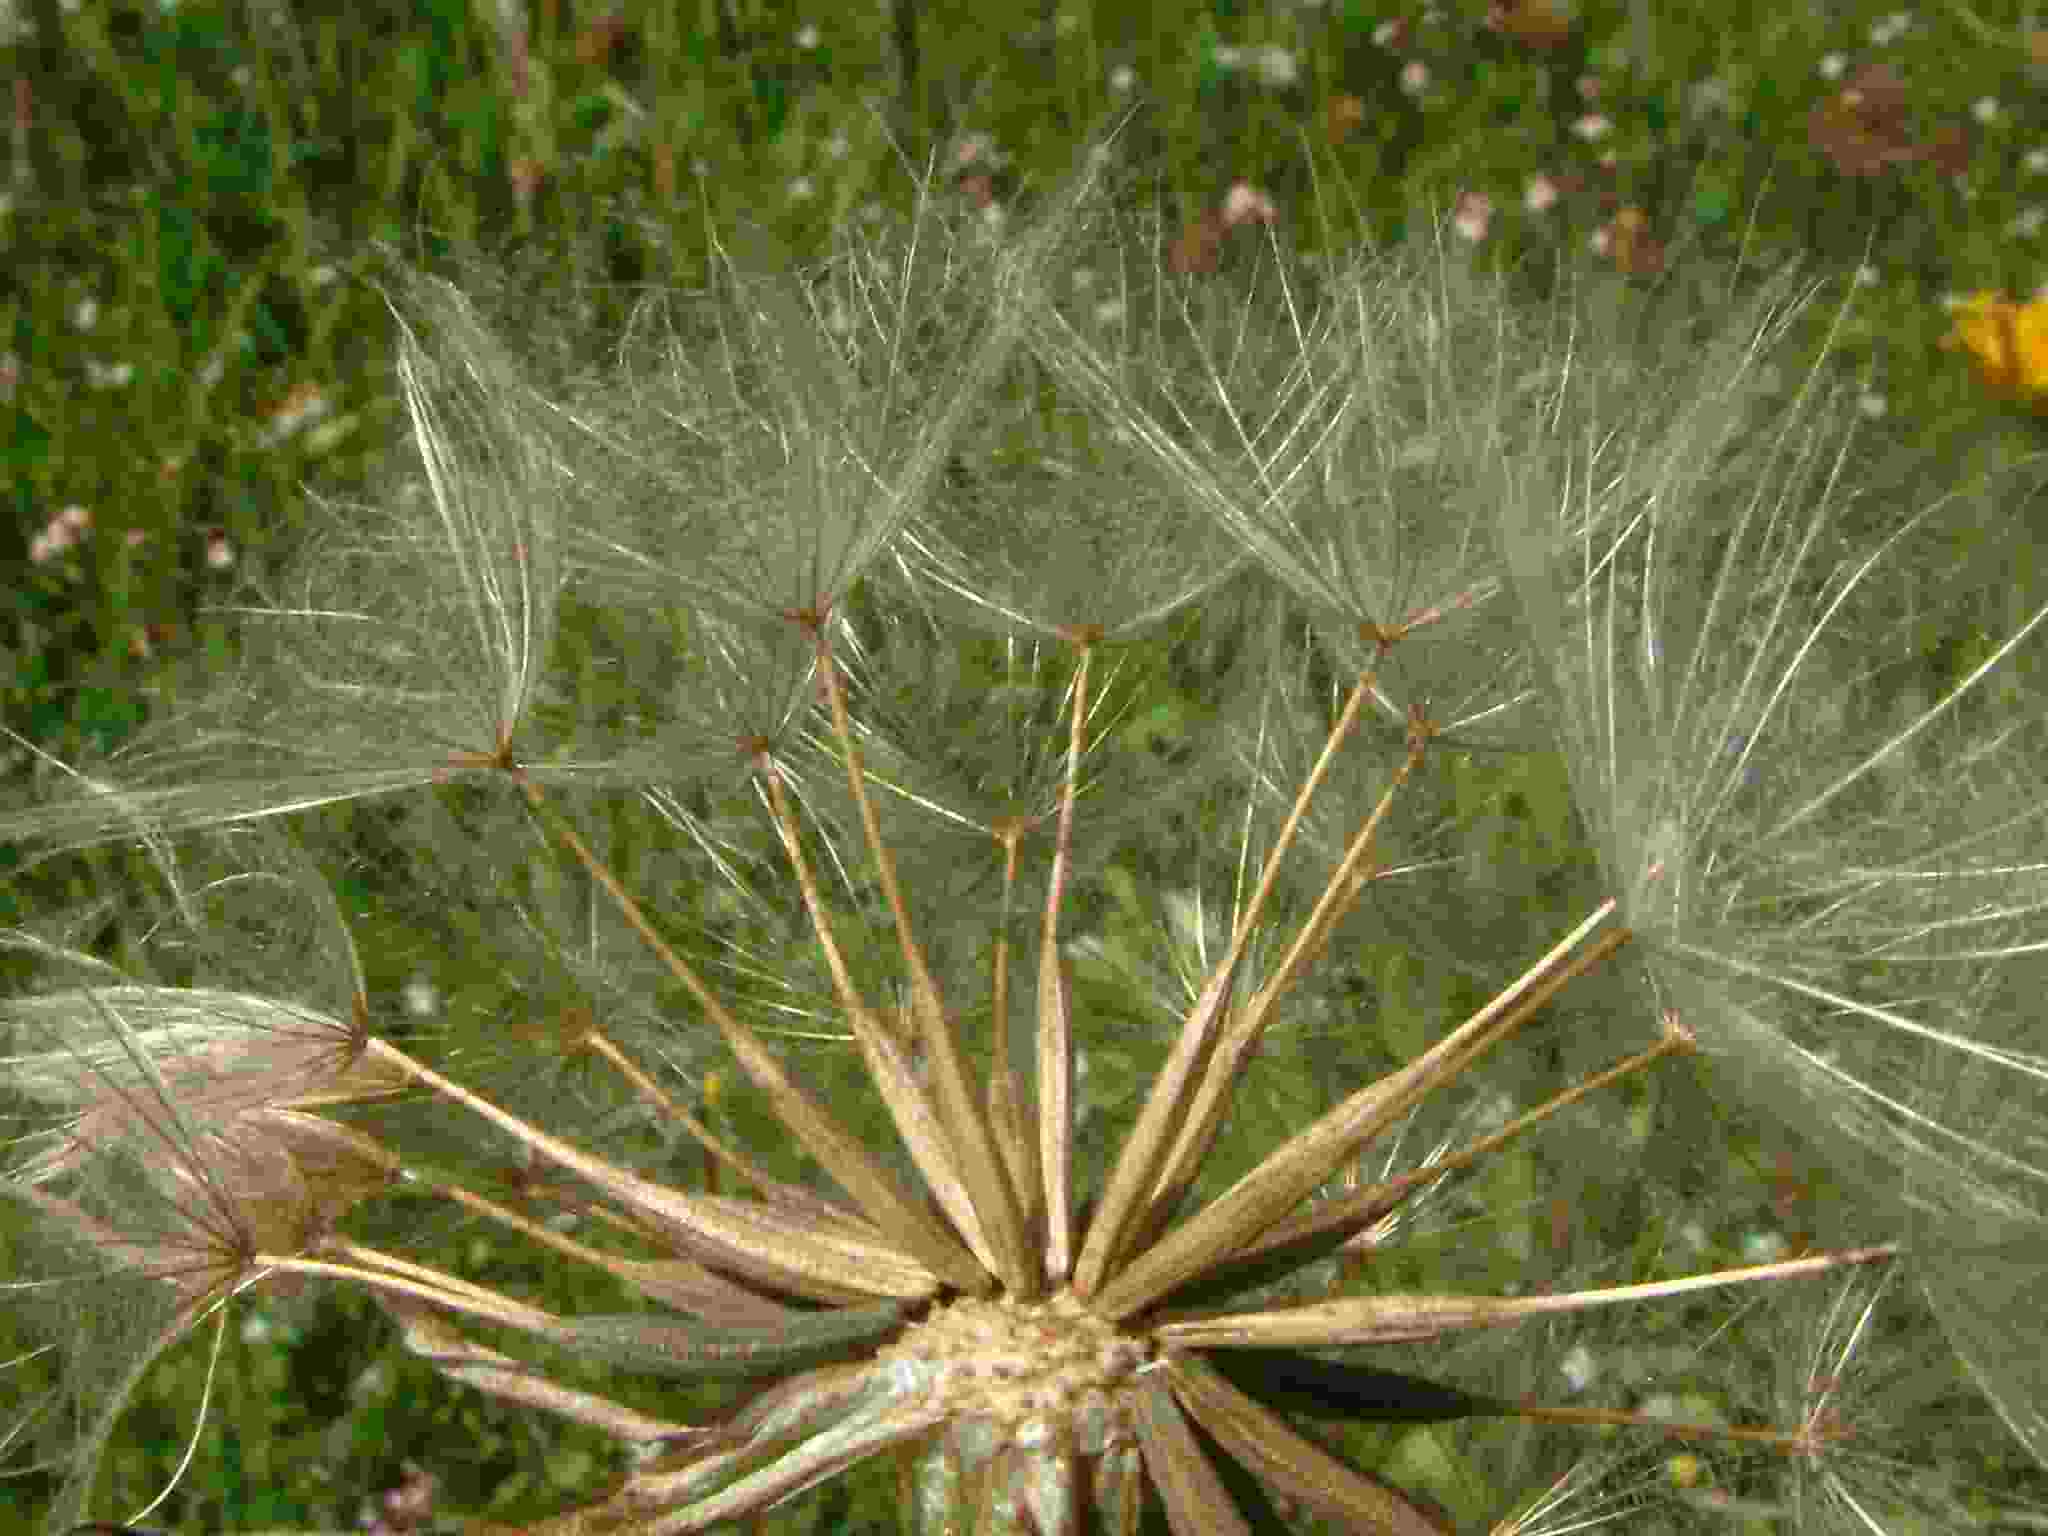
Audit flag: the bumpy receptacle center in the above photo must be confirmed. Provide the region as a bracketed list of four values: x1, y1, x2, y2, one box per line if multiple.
[881, 1288, 1151, 1455]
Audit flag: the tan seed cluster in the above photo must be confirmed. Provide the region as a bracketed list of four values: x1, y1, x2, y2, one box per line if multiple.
[883, 1290, 1151, 1454]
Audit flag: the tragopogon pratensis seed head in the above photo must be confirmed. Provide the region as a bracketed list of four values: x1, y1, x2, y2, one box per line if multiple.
[6, 133, 2048, 1534]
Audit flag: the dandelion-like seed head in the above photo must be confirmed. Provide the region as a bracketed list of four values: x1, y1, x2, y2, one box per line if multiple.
[1508, 253, 2048, 1487]
[8, 130, 2048, 1535]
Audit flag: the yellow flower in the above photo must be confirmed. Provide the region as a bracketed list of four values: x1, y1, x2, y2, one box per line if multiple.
[1942, 290, 2048, 411]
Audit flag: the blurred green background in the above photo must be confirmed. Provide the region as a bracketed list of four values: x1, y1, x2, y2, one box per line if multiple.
[3, 1, 2047, 1531]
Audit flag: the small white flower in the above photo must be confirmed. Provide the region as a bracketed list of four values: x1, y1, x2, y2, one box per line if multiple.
[1570, 113, 1612, 142]
[1399, 58, 1429, 96]
[2010, 205, 2047, 239]
[1559, 1342, 1599, 1392]
[1818, 51, 1848, 81]
[1857, 390, 1888, 419]
[1868, 9, 1911, 46]
[1973, 95, 1999, 125]
[2026, 147, 2048, 175]
[85, 358, 132, 389]
[823, 130, 850, 162]
[1253, 45, 1298, 88]
[1524, 173, 1560, 214]
[72, 296, 99, 331]
[404, 977, 439, 1017]
[1854, 262, 1881, 287]
[787, 174, 816, 203]
[1211, 43, 1244, 72]
[1108, 63, 1137, 93]
[794, 22, 819, 49]
[1221, 181, 1277, 227]
[1452, 189, 1493, 243]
